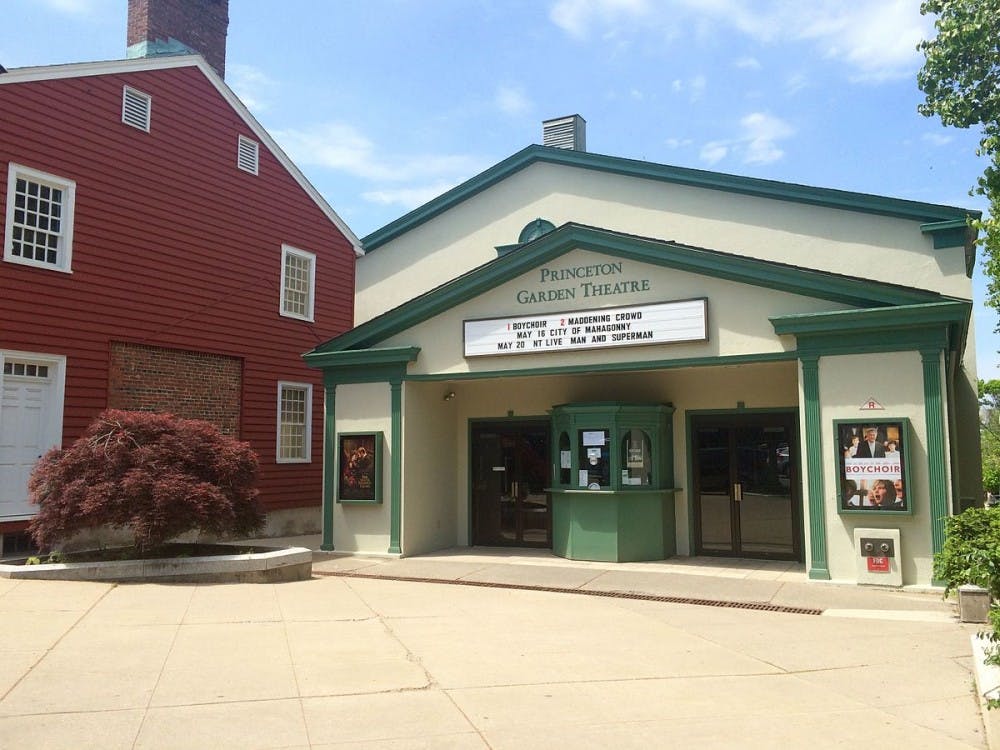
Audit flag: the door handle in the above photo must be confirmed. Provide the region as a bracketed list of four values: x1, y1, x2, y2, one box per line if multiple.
[734, 483, 742, 502]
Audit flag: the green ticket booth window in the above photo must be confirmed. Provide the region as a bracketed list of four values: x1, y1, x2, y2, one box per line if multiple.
[578, 429, 610, 488]
[621, 429, 652, 487]
[558, 431, 571, 485]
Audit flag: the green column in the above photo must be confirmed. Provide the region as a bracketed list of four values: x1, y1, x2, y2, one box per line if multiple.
[388, 379, 402, 555]
[921, 347, 948, 555]
[321, 383, 336, 551]
[801, 354, 830, 580]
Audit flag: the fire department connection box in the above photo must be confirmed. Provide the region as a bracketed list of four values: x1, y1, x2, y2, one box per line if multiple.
[853, 528, 902, 586]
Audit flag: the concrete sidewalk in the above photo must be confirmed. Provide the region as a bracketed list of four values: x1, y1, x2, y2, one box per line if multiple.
[308, 542, 959, 618]
[0, 541, 990, 749]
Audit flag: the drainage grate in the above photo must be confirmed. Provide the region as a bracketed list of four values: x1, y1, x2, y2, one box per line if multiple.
[315, 570, 824, 616]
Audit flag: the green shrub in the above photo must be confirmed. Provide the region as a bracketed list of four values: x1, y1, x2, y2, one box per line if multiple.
[933, 507, 1000, 598]
[935, 507, 1000, 706]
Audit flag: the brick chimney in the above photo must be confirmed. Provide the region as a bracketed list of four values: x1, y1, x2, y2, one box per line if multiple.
[127, 0, 229, 78]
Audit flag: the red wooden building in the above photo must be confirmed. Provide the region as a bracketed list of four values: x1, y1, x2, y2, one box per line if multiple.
[0, 2, 360, 549]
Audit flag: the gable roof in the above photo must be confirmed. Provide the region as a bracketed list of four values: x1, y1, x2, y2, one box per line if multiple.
[308, 222, 954, 358]
[0, 55, 362, 256]
[362, 144, 980, 255]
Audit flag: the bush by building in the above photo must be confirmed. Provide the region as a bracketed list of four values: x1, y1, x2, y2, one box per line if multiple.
[28, 410, 263, 554]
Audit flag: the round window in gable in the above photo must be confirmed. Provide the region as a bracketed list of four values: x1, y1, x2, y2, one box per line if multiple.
[517, 218, 556, 244]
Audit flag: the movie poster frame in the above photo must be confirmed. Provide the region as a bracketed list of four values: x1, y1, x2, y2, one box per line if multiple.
[834, 418, 913, 515]
[336, 432, 383, 504]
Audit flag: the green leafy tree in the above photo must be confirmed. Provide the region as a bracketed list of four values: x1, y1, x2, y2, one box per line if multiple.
[981, 379, 1000, 493]
[917, 0, 1000, 310]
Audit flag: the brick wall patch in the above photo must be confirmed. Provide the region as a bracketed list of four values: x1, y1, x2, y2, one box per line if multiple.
[109, 341, 242, 435]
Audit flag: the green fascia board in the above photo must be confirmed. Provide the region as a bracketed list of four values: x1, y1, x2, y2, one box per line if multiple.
[920, 218, 978, 277]
[303, 346, 420, 370]
[313, 223, 946, 355]
[769, 300, 970, 336]
[304, 347, 420, 385]
[790, 328, 949, 358]
[920, 218, 973, 249]
[406, 351, 797, 382]
[362, 145, 981, 253]
[771, 301, 970, 357]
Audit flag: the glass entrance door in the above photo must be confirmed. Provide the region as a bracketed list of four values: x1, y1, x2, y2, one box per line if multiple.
[471, 421, 551, 547]
[692, 414, 800, 559]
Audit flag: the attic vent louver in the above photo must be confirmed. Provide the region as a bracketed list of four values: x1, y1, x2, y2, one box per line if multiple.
[237, 135, 259, 175]
[542, 114, 586, 151]
[121, 85, 151, 131]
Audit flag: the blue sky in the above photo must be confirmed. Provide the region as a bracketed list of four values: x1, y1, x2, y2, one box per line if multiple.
[4, 0, 997, 375]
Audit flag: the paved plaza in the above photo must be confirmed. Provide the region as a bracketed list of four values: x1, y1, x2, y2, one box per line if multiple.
[0, 548, 990, 748]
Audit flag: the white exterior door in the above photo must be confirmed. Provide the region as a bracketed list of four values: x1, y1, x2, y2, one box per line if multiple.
[0, 352, 65, 520]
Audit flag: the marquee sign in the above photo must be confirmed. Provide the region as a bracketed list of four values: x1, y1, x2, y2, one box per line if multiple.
[463, 299, 708, 358]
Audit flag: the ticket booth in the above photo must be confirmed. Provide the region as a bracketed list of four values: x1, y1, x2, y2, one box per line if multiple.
[549, 402, 676, 562]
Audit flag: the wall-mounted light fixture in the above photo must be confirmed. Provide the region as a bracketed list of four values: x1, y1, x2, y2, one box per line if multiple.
[443, 391, 456, 401]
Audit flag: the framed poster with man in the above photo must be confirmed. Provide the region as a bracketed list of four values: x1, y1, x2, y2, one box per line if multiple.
[337, 432, 383, 503]
[835, 419, 912, 514]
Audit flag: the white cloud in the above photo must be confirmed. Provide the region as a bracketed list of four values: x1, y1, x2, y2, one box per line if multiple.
[734, 56, 760, 70]
[549, 0, 651, 40]
[228, 64, 276, 113]
[495, 85, 531, 116]
[699, 111, 795, 166]
[795, 0, 931, 82]
[38, 0, 97, 12]
[740, 112, 794, 164]
[272, 122, 487, 209]
[362, 182, 459, 209]
[922, 132, 954, 147]
[785, 72, 808, 96]
[689, 75, 707, 100]
[671, 75, 707, 102]
[665, 137, 694, 149]
[548, 0, 933, 82]
[700, 142, 729, 165]
[274, 122, 483, 182]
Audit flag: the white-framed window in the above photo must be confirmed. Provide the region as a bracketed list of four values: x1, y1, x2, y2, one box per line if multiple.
[277, 382, 312, 463]
[280, 245, 316, 321]
[122, 85, 151, 131]
[237, 135, 259, 175]
[4, 163, 76, 273]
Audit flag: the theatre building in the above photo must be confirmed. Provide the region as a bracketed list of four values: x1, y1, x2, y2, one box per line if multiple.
[306, 117, 982, 586]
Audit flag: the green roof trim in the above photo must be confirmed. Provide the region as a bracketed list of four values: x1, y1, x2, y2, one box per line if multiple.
[362, 144, 981, 253]
[404, 351, 798, 382]
[769, 300, 970, 336]
[770, 300, 971, 358]
[303, 346, 420, 370]
[920, 218, 977, 277]
[311, 223, 949, 356]
[494, 243, 521, 257]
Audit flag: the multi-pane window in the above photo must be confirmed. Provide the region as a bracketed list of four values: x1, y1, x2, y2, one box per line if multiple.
[280, 245, 315, 321]
[3, 361, 49, 378]
[4, 164, 75, 272]
[277, 382, 312, 462]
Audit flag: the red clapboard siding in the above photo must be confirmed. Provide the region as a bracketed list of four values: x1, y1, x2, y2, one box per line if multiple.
[0, 62, 355, 517]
